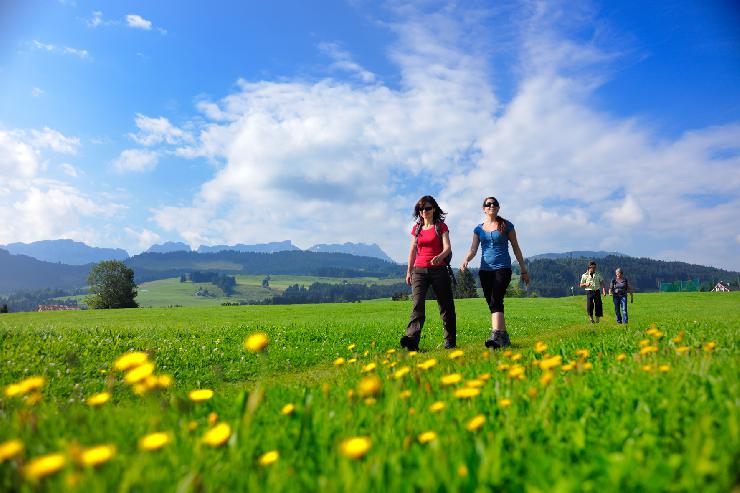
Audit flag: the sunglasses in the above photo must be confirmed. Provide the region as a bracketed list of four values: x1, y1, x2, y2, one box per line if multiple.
[484, 202, 499, 208]
[420, 206, 434, 212]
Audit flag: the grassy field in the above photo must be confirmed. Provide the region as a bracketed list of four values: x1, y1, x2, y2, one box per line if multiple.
[57, 274, 407, 308]
[0, 292, 738, 491]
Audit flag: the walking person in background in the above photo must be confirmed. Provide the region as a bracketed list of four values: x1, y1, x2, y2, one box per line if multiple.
[609, 267, 634, 324]
[400, 196, 457, 351]
[460, 196, 529, 349]
[580, 260, 606, 323]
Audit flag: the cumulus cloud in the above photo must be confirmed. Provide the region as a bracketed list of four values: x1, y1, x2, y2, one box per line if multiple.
[142, 2, 740, 270]
[124, 227, 162, 252]
[31, 40, 89, 59]
[130, 114, 192, 146]
[112, 149, 159, 173]
[319, 42, 376, 83]
[125, 14, 152, 30]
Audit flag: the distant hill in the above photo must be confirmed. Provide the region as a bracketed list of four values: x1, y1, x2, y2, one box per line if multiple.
[1, 240, 128, 265]
[307, 242, 394, 262]
[525, 255, 740, 297]
[197, 240, 300, 254]
[145, 241, 191, 254]
[0, 249, 89, 294]
[529, 250, 625, 261]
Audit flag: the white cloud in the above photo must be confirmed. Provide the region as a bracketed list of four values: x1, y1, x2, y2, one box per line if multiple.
[29, 127, 80, 154]
[124, 227, 162, 252]
[60, 163, 79, 177]
[31, 40, 89, 60]
[88, 11, 104, 27]
[126, 14, 152, 30]
[145, 3, 740, 270]
[130, 114, 191, 146]
[319, 42, 376, 83]
[113, 149, 159, 173]
[0, 131, 40, 178]
[30, 87, 44, 97]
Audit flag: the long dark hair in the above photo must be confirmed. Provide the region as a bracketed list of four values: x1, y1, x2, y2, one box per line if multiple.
[483, 196, 509, 235]
[413, 195, 446, 225]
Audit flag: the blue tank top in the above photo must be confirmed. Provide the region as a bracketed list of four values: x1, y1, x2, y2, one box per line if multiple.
[475, 221, 513, 271]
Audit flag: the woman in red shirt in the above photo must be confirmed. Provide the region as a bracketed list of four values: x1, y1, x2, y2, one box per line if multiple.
[400, 195, 457, 351]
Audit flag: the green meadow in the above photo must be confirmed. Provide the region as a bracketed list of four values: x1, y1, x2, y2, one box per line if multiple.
[1, 292, 738, 492]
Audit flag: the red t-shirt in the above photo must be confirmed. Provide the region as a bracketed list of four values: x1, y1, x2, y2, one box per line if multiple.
[412, 222, 449, 267]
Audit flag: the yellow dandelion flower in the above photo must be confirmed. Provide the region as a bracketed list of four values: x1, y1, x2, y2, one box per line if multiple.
[535, 341, 548, 353]
[640, 346, 658, 355]
[458, 464, 469, 477]
[19, 376, 45, 394]
[651, 330, 664, 339]
[4, 383, 24, 398]
[639, 339, 650, 347]
[244, 332, 269, 352]
[393, 366, 411, 380]
[507, 365, 525, 380]
[448, 349, 464, 360]
[157, 374, 173, 388]
[575, 349, 589, 359]
[531, 359, 541, 368]
[429, 401, 446, 413]
[389, 362, 397, 368]
[386, 348, 396, 355]
[258, 450, 279, 466]
[144, 375, 158, 389]
[347, 343, 356, 351]
[202, 422, 231, 447]
[659, 364, 671, 373]
[363, 350, 370, 357]
[454, 388, 480, 399]
[357, 375, 381, 397]
[498, 398, 512, 408]
[503, 350, 513, 358]
[339, 436, 371, 459]
[364, 397, 376, 406]
[616, 353, 626, 362]
[496, 363, 510, 371]
[481, 351, 490, 360]
[347, 389, 355, 400]
[333, 357, 346, 366]
[703, 342, 716, 352]
[478, 372, 491, 381]
[381, 359, 390, 365]
[466, 415, 486, 431]
[0, 439, 23, 462]
[24, 453, 66, 480]
[132, 383, 148, 396]
[539, 355, 562, 371]
[139, 432, 171, 451]
[675, 346, 690, 354]
[281, 403, 296, 415]
[124, 362, 155, 384]
[80, 445, 115, 467]
[642, 364, 653, 373]
[361, 362, 377, 373]
[417, 358, 437, 371]
[418, 431, 437, 444]
[465, 379, 484, 388]
[672, 331, 685, 344]
[399, 389, 412, 399]
[561, 362, 575, 372]
[114, 351, 148, 371]
[347, 358, 357, 364]
[188, 420, 198, 432]
[527, 387, 538, 398]
[208, 412, 218, 426]
[86, 392, 111, 407]
[408, 407, 416, 415]
[511, 353, 523, 362]
[188, 389, 214, 402]
[408, 351, 417, 357]
[440, 373, 462, 386]
[582, 362, 593, 370]
[539, 372, 553, 385]
[25, 392, 43, 406]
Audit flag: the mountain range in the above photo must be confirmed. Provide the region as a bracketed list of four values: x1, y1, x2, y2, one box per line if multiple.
[0, 240, 128, 265]
[528, 251, 625, 261]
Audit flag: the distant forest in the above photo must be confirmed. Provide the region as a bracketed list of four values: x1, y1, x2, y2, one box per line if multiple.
[523, 255, 740, 297]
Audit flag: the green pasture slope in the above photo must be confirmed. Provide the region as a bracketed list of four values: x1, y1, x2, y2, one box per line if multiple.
[1, 292, 738, 492]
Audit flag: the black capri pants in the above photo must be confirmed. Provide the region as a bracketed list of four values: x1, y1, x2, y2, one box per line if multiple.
[479, 268, 512, 313]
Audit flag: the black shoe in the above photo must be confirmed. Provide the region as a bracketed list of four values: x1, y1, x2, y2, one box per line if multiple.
[590, 319, 595, 324]
[485, 330, 510, 349]
[444, 342, 456, 349]
[400, 335, 419, 352]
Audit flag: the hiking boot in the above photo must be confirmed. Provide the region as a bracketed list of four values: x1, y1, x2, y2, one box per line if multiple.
[444, 341, 456, 349]
[400, 335, 419, 352]
[484, 330, 510, 349]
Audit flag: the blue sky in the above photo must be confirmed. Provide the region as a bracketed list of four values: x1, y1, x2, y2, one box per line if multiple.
[1, 0, 739, 270]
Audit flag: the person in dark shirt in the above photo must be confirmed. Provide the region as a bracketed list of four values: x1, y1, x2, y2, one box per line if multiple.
[609, 267, 634, 324]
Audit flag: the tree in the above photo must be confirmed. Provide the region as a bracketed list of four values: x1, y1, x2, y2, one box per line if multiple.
[0, 304, 7, 313]
[86, 260, 138, 309]
[454, 268, 478, 298]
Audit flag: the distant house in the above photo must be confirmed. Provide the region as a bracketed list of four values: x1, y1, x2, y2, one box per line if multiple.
[711, 282, 733, 292]
[37, 304, 81, 312]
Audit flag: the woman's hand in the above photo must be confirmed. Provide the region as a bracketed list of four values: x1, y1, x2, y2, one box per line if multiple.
[520, 271, 530, 286]
[406, 271, 412, 285]
[430, 255, 441, 266]
[460, 259, 469, 271]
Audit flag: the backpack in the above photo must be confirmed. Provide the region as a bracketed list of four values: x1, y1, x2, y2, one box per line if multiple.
[415, 222, 456, 286]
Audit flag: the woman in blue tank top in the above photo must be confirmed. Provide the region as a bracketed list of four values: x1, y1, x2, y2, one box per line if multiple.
[461, 196, 529, 348]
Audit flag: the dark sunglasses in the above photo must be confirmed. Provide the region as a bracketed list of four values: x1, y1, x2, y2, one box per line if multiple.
[484, 202, 499, 208]
[420, 206, 434, 212]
